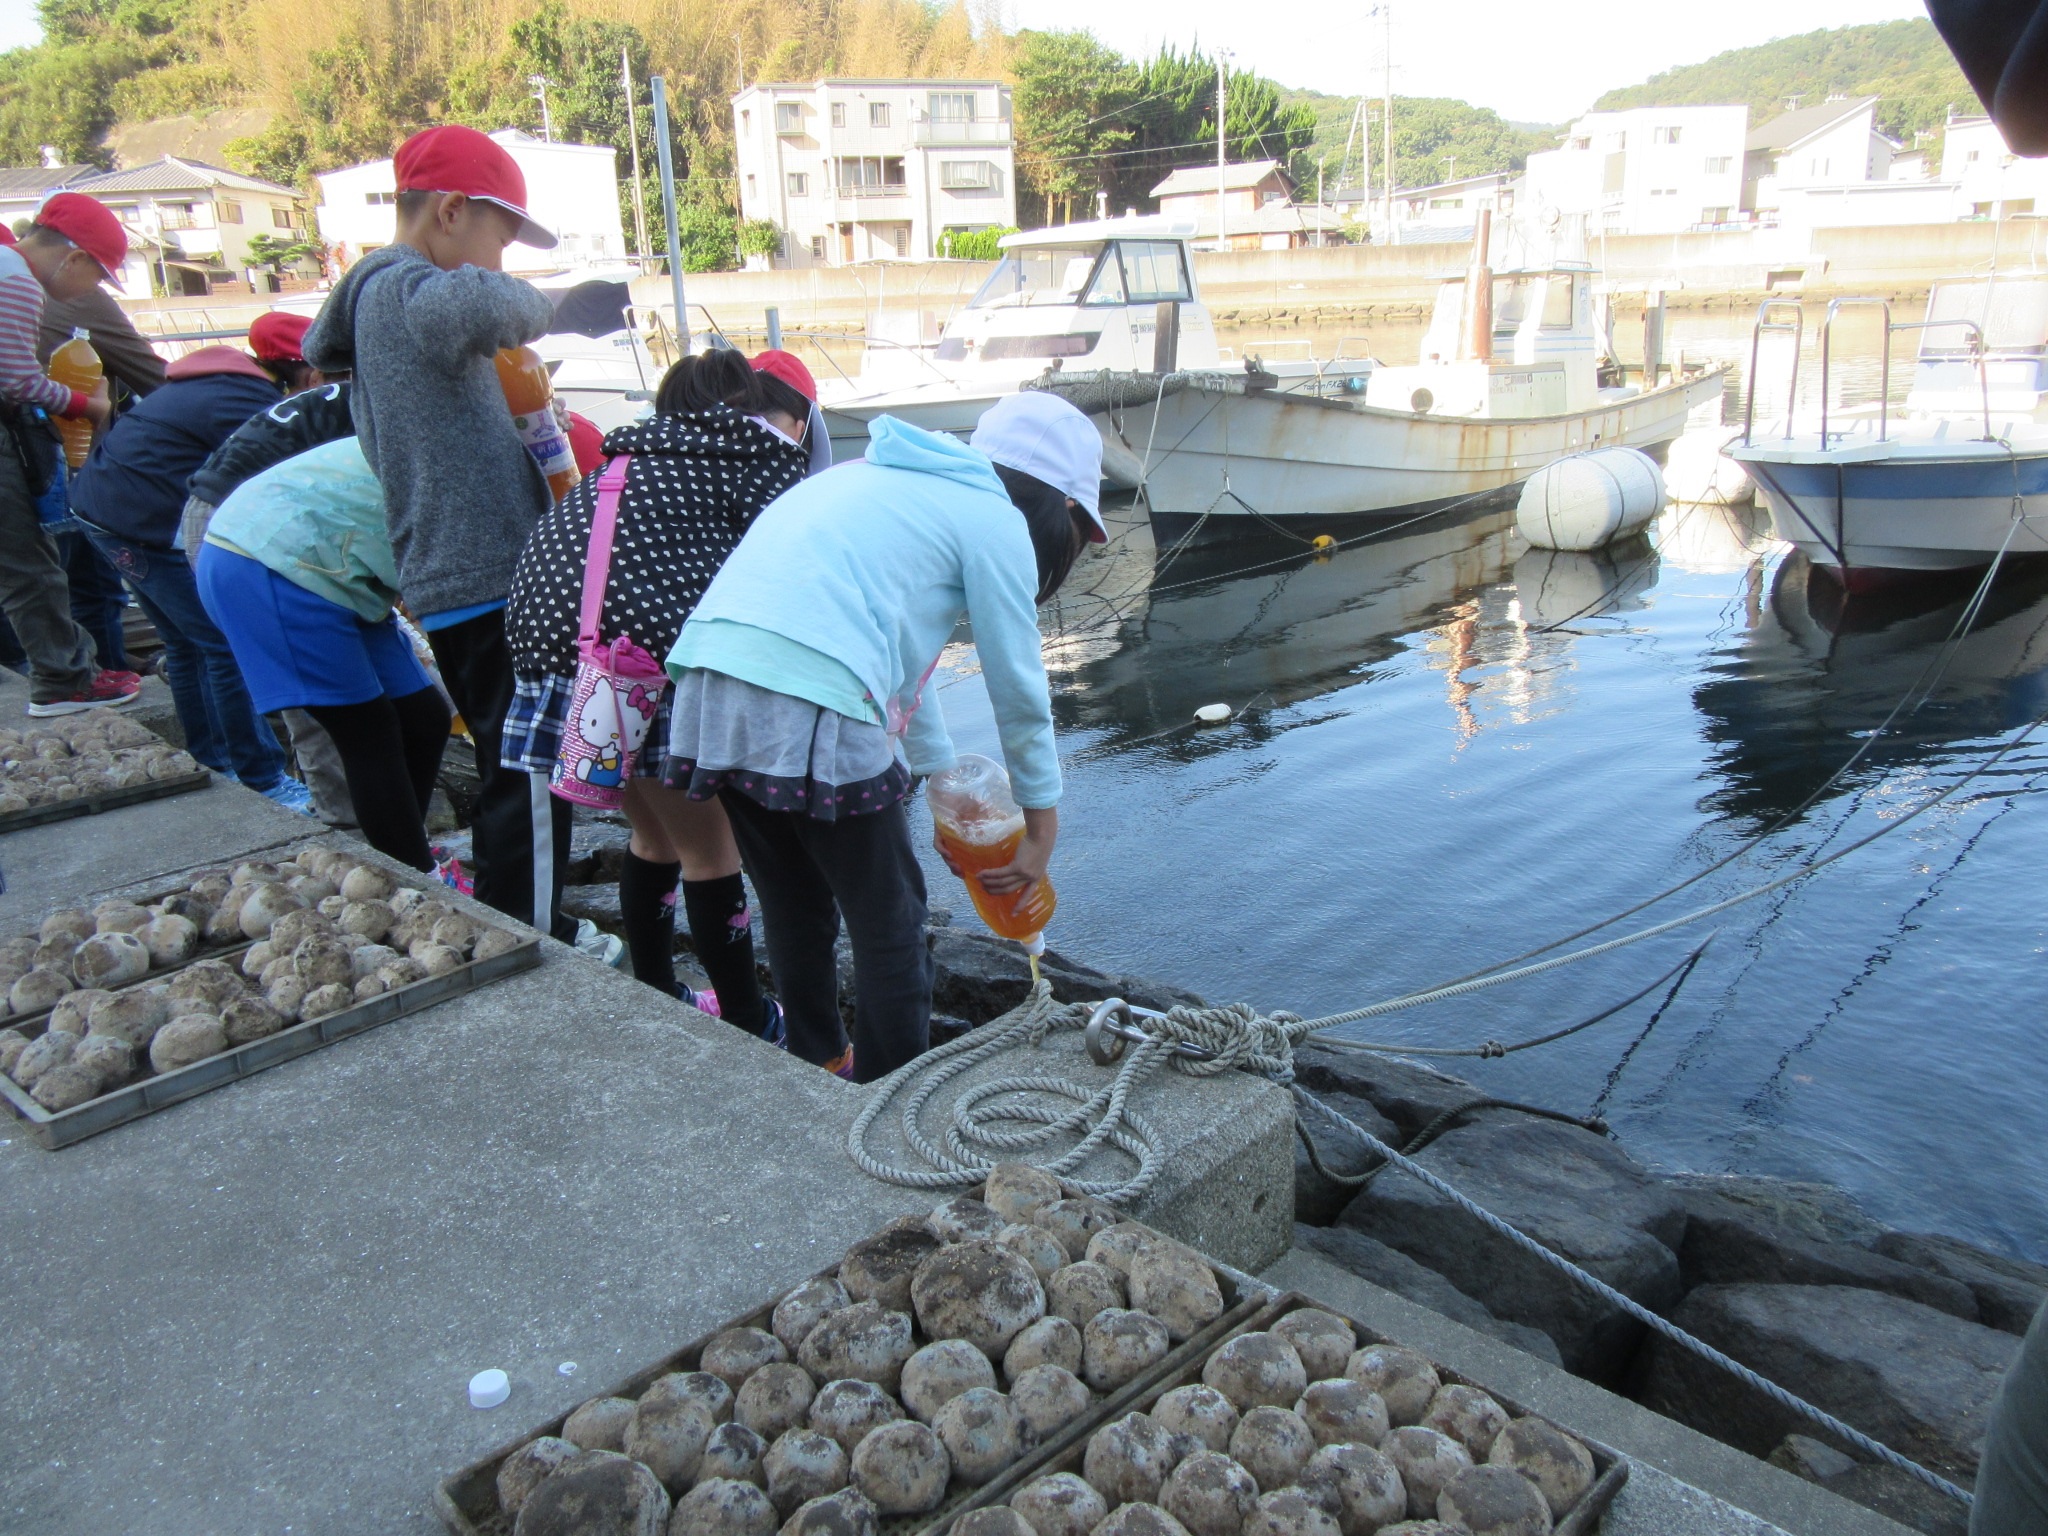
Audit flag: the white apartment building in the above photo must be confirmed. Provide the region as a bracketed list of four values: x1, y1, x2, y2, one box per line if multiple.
[1522, 105, 1748, 236]
[315, 129, 626, 273]
[1746, 96, 1897, 227]
[1943, 114, 2048, 219]
[731, 79, 1015, 266]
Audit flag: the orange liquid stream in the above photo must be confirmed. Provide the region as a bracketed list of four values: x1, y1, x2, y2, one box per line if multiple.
[494, 345, 580, 501]
[48, 336, 100, 468]
[936, 825, 1056, 943]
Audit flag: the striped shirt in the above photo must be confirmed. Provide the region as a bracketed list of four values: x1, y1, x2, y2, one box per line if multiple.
[0, 245, 77, 417]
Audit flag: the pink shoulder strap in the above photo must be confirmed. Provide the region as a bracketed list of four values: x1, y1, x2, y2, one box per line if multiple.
[578, 455, 632, 650]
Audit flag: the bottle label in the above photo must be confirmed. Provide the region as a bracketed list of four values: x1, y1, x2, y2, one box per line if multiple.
[512, 404, 575, 480]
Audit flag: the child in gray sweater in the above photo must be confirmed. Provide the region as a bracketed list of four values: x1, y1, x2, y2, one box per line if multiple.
[304, 125, 590, 947]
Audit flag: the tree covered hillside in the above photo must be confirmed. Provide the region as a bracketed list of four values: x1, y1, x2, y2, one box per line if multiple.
[1280, 88, 1554, 195]
[1594, 17, 1974, 145]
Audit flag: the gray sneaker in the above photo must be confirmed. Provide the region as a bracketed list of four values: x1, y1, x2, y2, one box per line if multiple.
[573, 917, 627, 969]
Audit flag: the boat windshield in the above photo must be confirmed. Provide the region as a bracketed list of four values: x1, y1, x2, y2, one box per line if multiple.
[968, 243, 1107, 309]
[1922, 279, 2048, 357]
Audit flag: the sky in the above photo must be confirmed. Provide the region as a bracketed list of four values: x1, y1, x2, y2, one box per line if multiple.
[1008, 0, 1937, 124]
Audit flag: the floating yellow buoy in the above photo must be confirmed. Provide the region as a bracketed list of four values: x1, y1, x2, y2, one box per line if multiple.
[1194, 703, 1232, 724]
[1311, 534, 1337, 551]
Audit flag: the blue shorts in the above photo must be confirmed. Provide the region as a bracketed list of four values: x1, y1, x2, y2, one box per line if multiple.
[195, 544, 433, 713]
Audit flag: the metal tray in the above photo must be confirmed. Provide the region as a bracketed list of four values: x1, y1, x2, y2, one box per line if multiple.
[1010, 1292, 1627, 1536]
[0, 769, 212, 833]
[434, 1211, 1267, 1536]
[0, 932, 541, 1149]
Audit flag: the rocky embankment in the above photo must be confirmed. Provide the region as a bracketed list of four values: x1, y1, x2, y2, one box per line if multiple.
[560, 829, 2039, 1536]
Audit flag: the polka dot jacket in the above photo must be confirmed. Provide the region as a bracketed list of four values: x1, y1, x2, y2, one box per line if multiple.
[506, 406, 809, 678]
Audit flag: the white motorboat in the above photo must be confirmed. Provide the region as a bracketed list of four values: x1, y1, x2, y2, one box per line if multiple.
[1038, 217, 1724, 544]
[1726, 280, 2048, 590]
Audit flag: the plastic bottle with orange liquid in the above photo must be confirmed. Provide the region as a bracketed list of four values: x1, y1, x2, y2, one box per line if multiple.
[927, 753, 1056, 955]
[48, 329, 100, 468]
[494, 345, 580, 501]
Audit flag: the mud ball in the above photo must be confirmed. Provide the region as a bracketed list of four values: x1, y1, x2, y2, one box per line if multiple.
[158, 892, 214, 928]
[956, 1507, 1035, 1536]
[848, 1419, 949, 1515]
[1009, 1471, 1109, 1536]
[645, 1372, 736, 1425]
[930, 1195, 1006, 1243]
[736, 1363, 817, 1441]
[1229, 1406, 1317, 1492]
[1435, 1465, 1550, 1536]
[1242, 1491, 1340, 1536]
[1419, 1385, 1508, 1459]
[0, 1029, 26, 1078]
[673, 1477, 779, 1536]
[910, 1240, 1047, 1357]
[1345, 1347, 1440, 1428]
[73, 932, 151, 988]
[415, 942, 465, 976]
[763, 1429, 849, 1515]
[30, 935, 80, 975]
[1295, 1380, 1388, 1449]
[698, 1422, 770, 1487]
[1486, 1418, 1593, 1520]
[141, 914, 199, 967]
[1046, 1261, 1127, 1327]
[511, 1447, 670, 1536]
[1127, 1245, 1225, 1344]
[1160, 1451, 1260, 1536]
[797, 1302, 916, 1396]
[270, 908, 335, 951]
[1204, 1334, 1308, 1413]
[628, 1395, 721, 1494]
[91, 901, 151, 935]
[1004, 1315, 1084, 1383]
[773, 1277, 852, 1356]
[232, 860, 281, 886]
[902, 1338, 997, 1422]
[48, 988, 109, 1035]
[39, 909, 94, 945]
[1002, 1362, 1085, 1445]
[1381, 1428, 1473, 1521]
[222, 997, 286, 1045]
[806, 1379, 903, 1456]
[11, 1027, 77, 1086]
[984, 1163, 1065, 1224]
[1271, 1312, 1357, 1385]
[497, 1436, 578, 1516]
[1083, 1412, 1184, 1506]
[1297, 1443, 1406, 1536]
[240, 942, 276, 979]
[204, 897, 251, 945]
[338, 899, 394, 943]
[704, 1327, 791, 1390]
[237, 883, 307, 940]
[265, 978, 306, 1021]
[841, 1224, 944, 1313]
[562, 1395, 637, 1452]
[933, 1386, 1023, 1484]
[777, 1487, 877, 1536]
[1152, 1385, 1241, 1455]
[71, 1032, 133, 1089]
[293, 936, 356, 989]
[167, 959, 243, 1009]
[299, 982, 353, 1020]
[1094, 1505, 1195, 1536]
[1031, 1197, 1122, 1263]
[86, 988, 167, 1049]
[996, 1222, 1070, 1283]
[31, 1060, 100, 1110]
[340, 865, 397, 903]
[474, 926, 524, 962]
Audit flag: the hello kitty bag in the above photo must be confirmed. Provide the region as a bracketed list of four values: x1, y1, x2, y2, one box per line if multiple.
[551, 455, 668, 808]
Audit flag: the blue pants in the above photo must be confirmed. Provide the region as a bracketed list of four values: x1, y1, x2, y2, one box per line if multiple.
[83, 527, 289, 791]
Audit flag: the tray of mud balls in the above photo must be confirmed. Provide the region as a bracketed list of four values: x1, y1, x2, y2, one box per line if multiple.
[988, 1293, 1626, 1536]
[436, 1163, 1271, 1536]
[0, 844, 540, 1148]
[0, 712, 209, 830]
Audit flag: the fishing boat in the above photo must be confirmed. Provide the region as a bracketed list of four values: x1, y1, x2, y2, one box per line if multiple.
[1725, 278, 2048, 590]
[1034, 213, 1724, 545]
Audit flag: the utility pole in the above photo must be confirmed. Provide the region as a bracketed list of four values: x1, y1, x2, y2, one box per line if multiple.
[1381, 3, 1394, 244]
[1216, 49, 1232, 251]
[652, 75, 689, 357]
[1316, 156, 1325, 245]
[622, 48, 651, 264]
[529, 75, 553, 141]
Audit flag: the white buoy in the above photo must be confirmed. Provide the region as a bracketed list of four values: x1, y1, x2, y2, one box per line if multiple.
[1663, 426, 1755, 506]
[1194, 704, 1232, 724]
[1516, 447, 1665, 552]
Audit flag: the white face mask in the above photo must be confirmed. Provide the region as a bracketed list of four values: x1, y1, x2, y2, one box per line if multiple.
[749, 414, 802, 448]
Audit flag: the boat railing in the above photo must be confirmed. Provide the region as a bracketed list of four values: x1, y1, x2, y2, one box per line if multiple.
[1815, 297, 1994, 445]
[1886, 318, 1993, 442]
[1742, 299, 1804, 444]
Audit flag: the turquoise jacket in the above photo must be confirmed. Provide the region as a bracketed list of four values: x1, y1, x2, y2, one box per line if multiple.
[669, 415, 1061, 808]
[204, 437, 401, 623]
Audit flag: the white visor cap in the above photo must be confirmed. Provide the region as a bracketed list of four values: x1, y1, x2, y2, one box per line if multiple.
[970, 391, 1106, 540]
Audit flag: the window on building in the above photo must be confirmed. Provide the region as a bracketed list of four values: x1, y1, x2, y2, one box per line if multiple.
[775, 102, 803, 134]
[1967, 149, 1982, 163]
[272, 206, 294, 229]
[365, 190, 396, 205]
[1704, 156, 1731, 174]
[159, 203, 197, 230]
[1653, 125, 1683, 145]
[811, 235, 827, 259]
[2010, 198, 2037, 215]
[870, 101, 890, 127]
[835, 156, 906, 193]
[746, 174, 757, 199]
[787, 172, 809, 196]
[939, 160, 995, 190]
[1429, 198, 1462, 209]
[891, 225, 909, 256]
[929, 92, 976, 122]
[831, 103, 845, 128]
[741, 110, 750, 131]
[217, 199, 243, 224]
[1702, 206, 1731, 224]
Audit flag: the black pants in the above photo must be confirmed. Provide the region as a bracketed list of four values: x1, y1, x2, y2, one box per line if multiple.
[304, 687, 449, 871]
[423, 609, 574, 942]
[719, 790, 931, 1083]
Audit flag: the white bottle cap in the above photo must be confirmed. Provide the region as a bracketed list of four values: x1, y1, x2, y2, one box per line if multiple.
[469, 1368, 510, 1409]
[1022, 933, 1045, 957]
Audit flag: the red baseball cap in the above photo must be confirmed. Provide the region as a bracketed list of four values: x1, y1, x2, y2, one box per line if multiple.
[393, 126, 557, 249]
[166, 345, 275, 383]
[33, 192, 126, 282]
[248, 310, 312, 362]
[752, 349, 818, 403]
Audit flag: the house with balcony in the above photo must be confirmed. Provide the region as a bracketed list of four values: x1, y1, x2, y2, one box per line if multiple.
[64, 157, 313, 296]
[1147, 160, 1340, 249]
[1744, 95, 1899, 228]
[1522, 105, 1749, 236]
[731, 79, 1015, 266]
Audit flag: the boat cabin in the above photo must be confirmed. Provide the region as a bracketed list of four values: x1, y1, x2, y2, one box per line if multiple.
[1905, 275, 2048, 421]
[1366, 266, 1604, 419]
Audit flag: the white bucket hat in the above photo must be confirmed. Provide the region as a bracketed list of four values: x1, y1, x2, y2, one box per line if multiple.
[970, 392, 1106, 540]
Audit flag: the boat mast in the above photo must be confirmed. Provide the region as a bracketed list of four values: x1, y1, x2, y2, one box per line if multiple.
[622, 46, 651, 265]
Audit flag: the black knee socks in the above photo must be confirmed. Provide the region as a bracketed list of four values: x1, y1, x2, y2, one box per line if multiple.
[682, 871, 766, 1037]
[619, 851, 680, 996]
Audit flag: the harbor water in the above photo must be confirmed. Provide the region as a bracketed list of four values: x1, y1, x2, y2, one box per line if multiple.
[913, 314, 2048, 1264]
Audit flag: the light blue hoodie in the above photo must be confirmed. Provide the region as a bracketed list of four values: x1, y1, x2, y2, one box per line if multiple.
[667, 416, 1060, 809]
